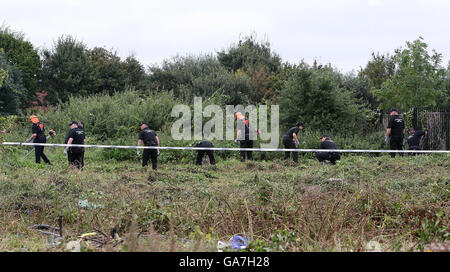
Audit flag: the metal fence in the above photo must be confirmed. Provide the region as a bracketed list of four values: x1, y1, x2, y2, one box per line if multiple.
[380, 107, 450, 150]
[413, 107, 450, 150]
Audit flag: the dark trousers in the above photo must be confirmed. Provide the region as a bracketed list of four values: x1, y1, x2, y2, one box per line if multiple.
[143, 149, 158, 169]
[196, 150, 216, 165]
[283, 136, 298, 162]
[34, 146, 50, 164]
[389, 136, 404, 158]
[408, 146, 421, 156]
[240, 140, 253, 162]
[80, 151, 85, 169]
[316, 152, 340, 165]
[69, 148, 83, 170]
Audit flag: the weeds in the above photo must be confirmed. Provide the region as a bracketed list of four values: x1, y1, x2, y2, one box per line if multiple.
[0, 150, 448, 252]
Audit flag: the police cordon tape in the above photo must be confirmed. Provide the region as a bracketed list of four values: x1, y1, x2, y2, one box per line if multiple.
[2, 142, 450, 154]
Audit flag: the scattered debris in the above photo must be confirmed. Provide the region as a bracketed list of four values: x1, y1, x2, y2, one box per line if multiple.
[365, 240, 382, 252]
[29, 216, 64, 247]
[30, 224, 61, 237]
[78, 199, 104, 209]
[328, 178, 346, 183]
[66, 240, 81, 252]
[217, 235, 248, 252]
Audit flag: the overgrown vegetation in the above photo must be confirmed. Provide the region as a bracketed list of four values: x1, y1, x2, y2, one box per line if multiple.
[0, 149, 448, 252]
[1, 24, 449, 252]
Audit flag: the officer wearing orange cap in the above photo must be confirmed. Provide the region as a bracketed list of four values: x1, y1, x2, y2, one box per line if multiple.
[26, 115, 51, 164]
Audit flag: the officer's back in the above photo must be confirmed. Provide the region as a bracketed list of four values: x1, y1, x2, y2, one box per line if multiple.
[70, 127, 85, 152]
[139, 128, 157, 146]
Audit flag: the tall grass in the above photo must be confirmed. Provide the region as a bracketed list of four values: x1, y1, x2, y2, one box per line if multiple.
[0, 153, 448, 252]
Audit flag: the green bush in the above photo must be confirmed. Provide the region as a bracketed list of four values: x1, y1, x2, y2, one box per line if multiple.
[279, 63, 370, 134]
[26, 89, 179, 141]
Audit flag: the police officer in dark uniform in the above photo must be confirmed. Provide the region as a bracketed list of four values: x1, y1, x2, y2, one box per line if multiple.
[64, 121, 86, 170]
[407, 128, 427, 155]
[194, 140, 216, 165]
[283, 122, 305, 163]
[236, 115, 258, 162]
[26, 115, 51, 164]
[137, 122, 160, 169]
[316, 134, 341, 165]
[384, 108, 405, 158]
[64, 121, 76, 166]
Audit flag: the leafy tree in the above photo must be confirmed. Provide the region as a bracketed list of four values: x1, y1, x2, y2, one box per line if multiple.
[279, 62, 368, 133]
[360, 52, 395, 89]
[40, 36, 149, 105]
[372, 37, 448, 110]
[122, 55, 148, 90]
[217, 35, 282, 103]
[40, 35, 93, 104]
[217, 34, 281, 74]
[0, 67, 7, 86]
[148, 54, 252, 105]
[342, 72, 377, 109]
[0, 26, 41, 107]
[87, 47, 125, 95]
[0, 50, 27, 114]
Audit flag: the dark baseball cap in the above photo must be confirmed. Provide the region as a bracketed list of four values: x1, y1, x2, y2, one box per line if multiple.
[69, 120, 78, 126]
[297, 122, 305, 127]
[320, 134, 329, 139]
[389, 108, 399, 113]
[139, 122, 148, 126]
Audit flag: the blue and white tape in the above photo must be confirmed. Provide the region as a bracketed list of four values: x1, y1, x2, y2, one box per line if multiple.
[2, 142, 450, 153]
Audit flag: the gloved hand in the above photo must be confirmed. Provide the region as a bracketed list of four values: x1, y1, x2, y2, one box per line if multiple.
[234, 139, 238, 144]
[25, 138, 32, 143]
[157, 149, 160, 156]
[295, 141, 299, 147]
[137, 150, 140, 156]
[63, 149, 67, 155]
[384, 136, 388, 143]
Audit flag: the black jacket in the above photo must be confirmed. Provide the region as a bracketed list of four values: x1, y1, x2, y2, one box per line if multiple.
[388, 115, 405, 138]
[139, 128, 157, 146]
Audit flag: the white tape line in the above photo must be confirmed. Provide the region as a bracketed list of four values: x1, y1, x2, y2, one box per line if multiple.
[2, 142, 450, 153]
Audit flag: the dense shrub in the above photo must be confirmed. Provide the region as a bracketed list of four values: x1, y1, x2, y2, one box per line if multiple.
[148, 54, 253, 105]
[279, 63, 370, 134]
[26, 90, 179, 141]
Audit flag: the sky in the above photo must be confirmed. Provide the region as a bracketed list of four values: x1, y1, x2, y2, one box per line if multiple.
[2, 0, 450, 73]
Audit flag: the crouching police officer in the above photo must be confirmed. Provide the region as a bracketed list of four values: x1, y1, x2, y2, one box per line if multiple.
[407, 128, 427, 155]
[316, 134, 341, 165]
[194, 140, 216, 166]
[137, 122, 160, 169]
[64, 121, 86, 170]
